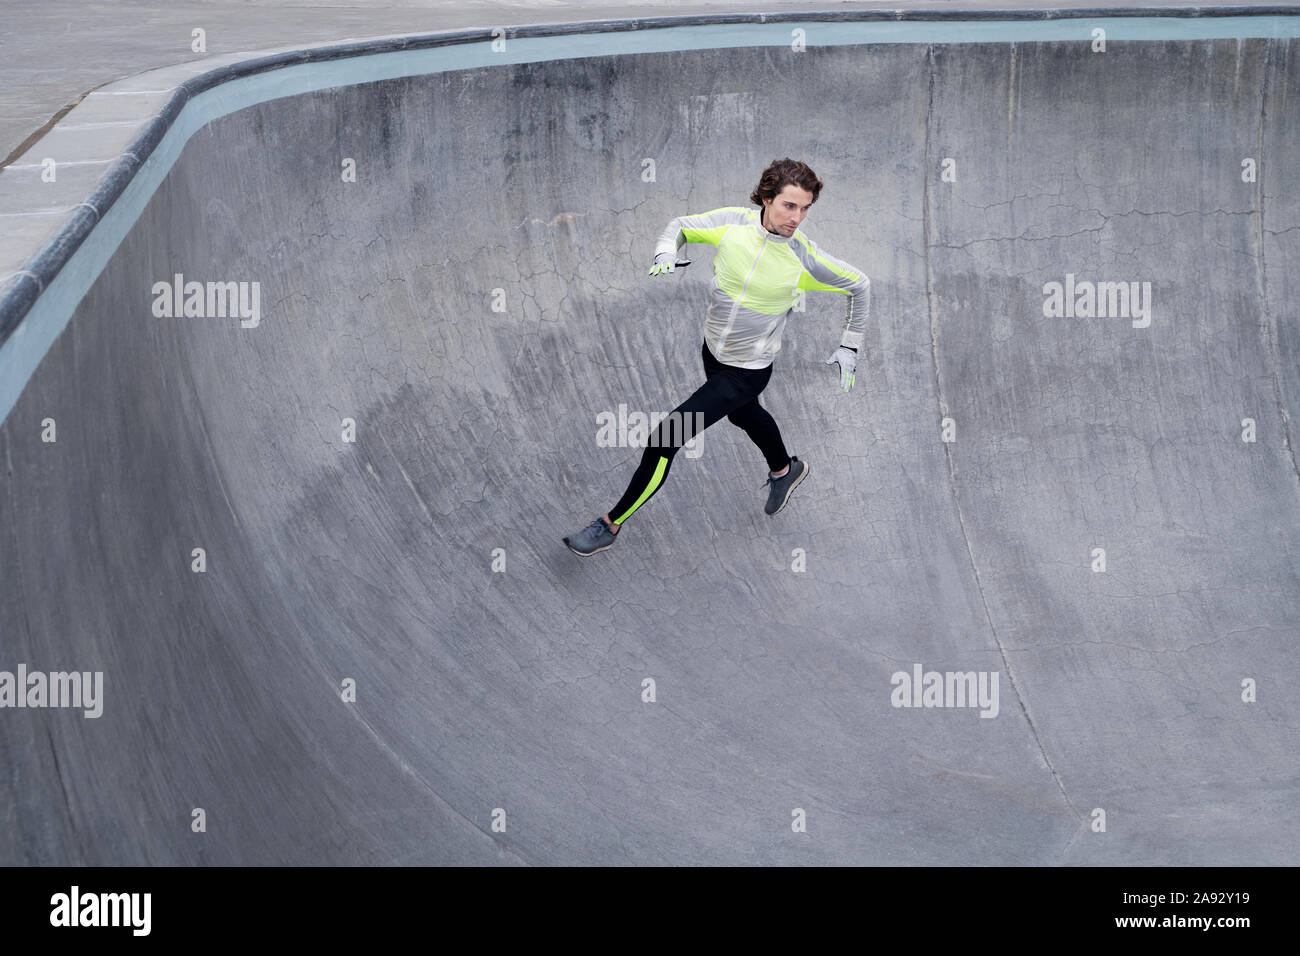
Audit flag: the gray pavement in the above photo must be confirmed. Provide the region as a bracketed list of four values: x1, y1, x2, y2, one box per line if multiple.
[1, 9, 1299, 864]
[0, 0, 908, 165]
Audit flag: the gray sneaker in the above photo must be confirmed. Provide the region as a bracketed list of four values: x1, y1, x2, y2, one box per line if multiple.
[764, 456, 808, 516]
[564, 516, 620, 556]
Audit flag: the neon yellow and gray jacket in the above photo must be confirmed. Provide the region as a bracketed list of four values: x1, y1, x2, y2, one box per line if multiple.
[654, 206, 869, 369]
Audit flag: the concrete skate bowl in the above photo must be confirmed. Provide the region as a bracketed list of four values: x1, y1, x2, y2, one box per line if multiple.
[1, 12, 1298, 865]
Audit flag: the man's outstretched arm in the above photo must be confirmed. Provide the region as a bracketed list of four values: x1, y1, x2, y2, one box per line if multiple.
[653, 206, 751, 261]
[790, 233, 870, 353]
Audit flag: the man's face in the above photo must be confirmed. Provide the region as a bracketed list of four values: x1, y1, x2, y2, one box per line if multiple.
[763, 184, 814, 236]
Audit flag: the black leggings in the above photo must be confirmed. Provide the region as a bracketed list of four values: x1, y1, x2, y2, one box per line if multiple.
[607, 340, 791, 525]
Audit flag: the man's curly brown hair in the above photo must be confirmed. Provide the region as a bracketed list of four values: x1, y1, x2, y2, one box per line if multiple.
[749, 158, 823, 208]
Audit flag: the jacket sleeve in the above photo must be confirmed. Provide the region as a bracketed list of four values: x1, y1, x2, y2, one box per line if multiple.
[790, 234, 870, 352]
[654, 207, 751, 259]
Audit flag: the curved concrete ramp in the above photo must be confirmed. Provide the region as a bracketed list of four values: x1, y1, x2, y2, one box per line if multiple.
[1, 17, 1298, 864]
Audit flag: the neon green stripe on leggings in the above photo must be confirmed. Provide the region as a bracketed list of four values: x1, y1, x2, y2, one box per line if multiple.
[614, 455, 669, 525]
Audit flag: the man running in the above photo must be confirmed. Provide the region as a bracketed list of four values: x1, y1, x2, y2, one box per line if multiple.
[564, 157, 869, 556]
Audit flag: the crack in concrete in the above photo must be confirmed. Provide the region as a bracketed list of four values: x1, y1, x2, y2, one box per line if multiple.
[924, 45, 1085, 844]
[344, 695, 534, 866]
[45, 723, 79, 860]
[1252, 38, 1300, 502]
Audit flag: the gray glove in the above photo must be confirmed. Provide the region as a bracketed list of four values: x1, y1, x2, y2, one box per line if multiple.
[825, 346, 857, 392]
[649, 252, 677, 276]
